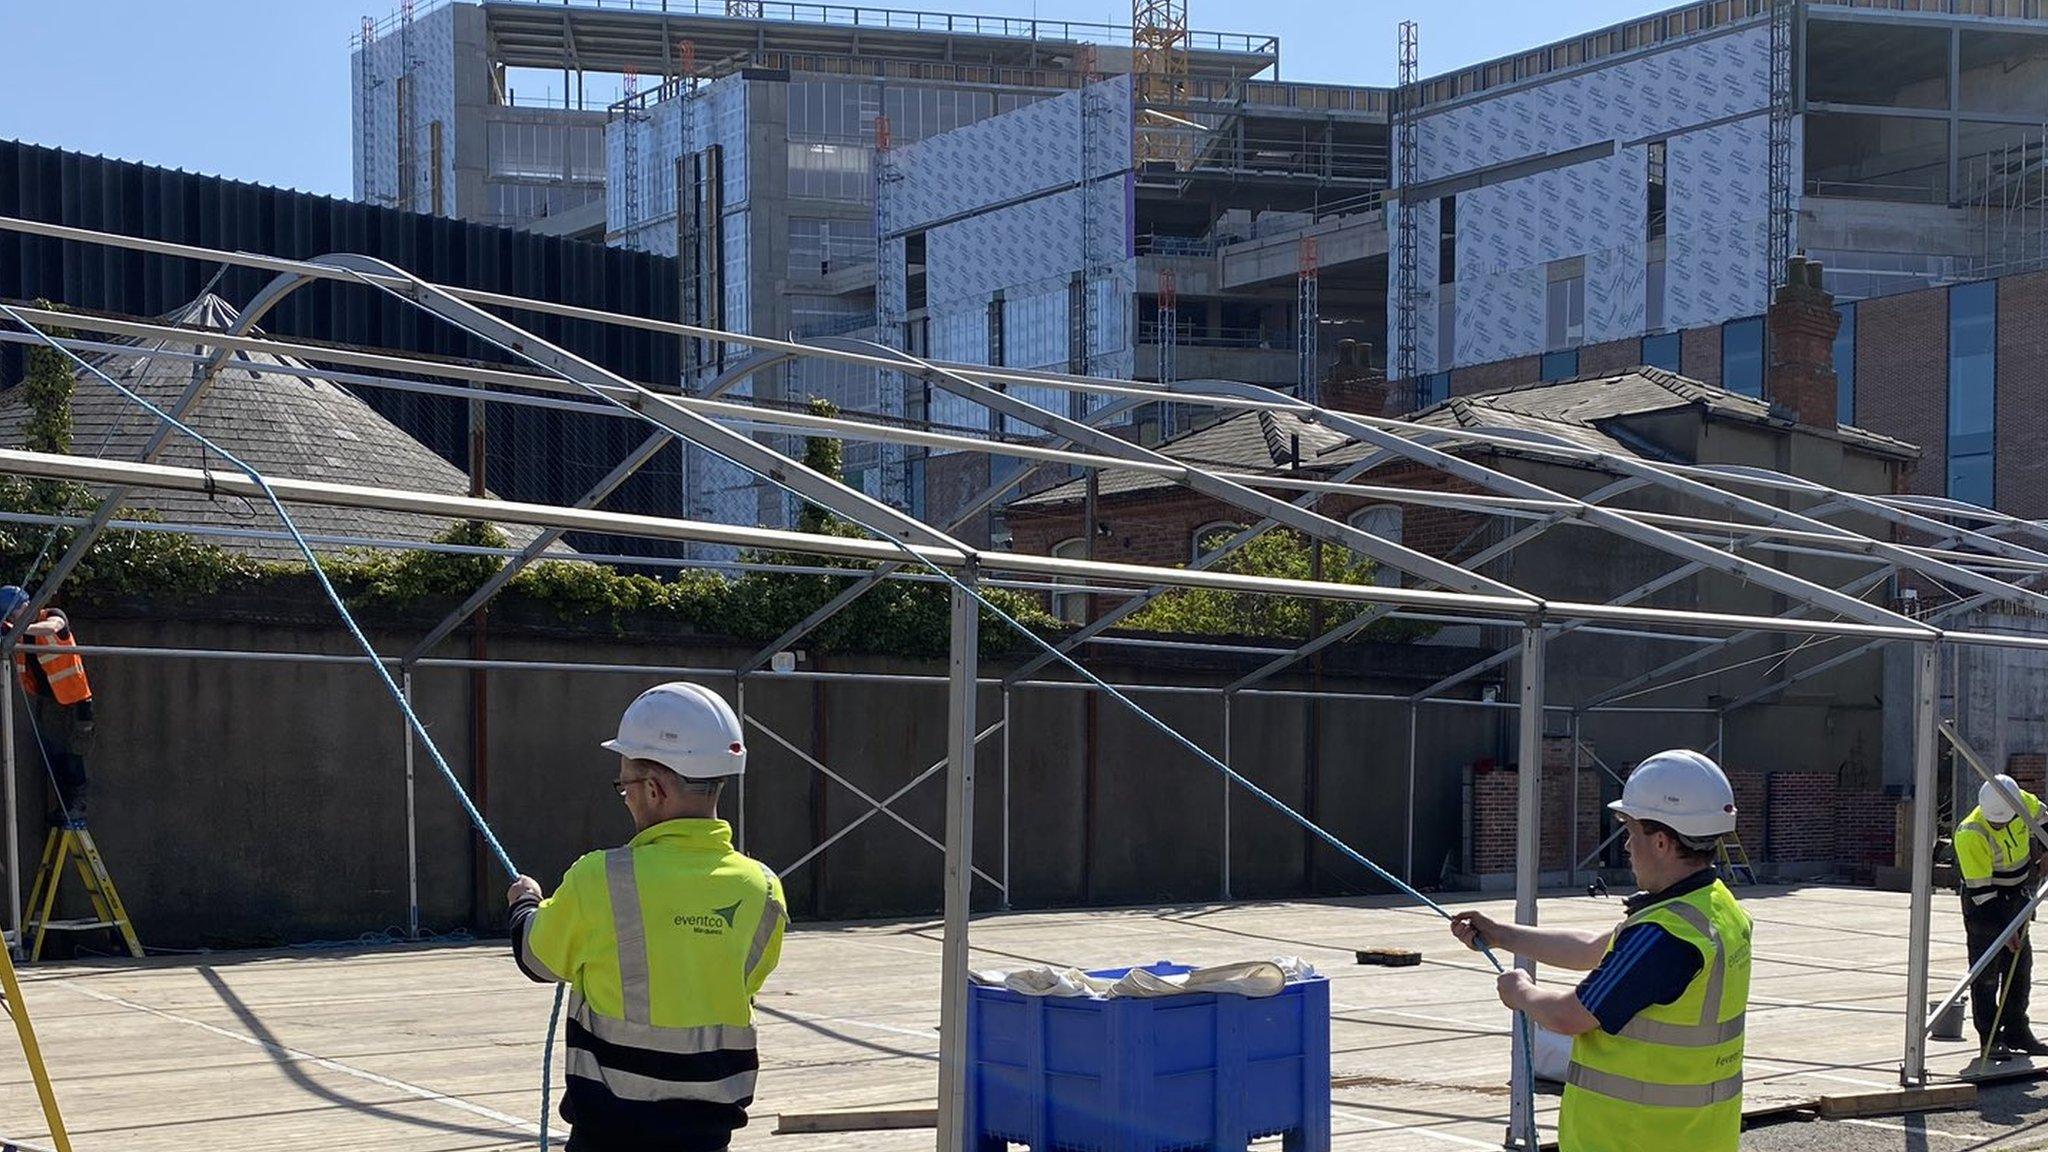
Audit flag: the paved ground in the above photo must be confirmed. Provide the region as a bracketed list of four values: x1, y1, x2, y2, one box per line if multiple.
[1748, 1076, 2048, 1150]
[0, 884, 2017, 1150]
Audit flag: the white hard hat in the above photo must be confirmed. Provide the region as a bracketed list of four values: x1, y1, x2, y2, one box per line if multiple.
[602, 682, 747, 779]
[1608, 749, 1738, 839]
[1980, 774, 2024, 825]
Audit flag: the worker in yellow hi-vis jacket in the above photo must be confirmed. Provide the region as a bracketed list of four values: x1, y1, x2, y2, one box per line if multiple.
[1451, 750, 1752, 1152]
[1955, 773, 2048, 1058]
[508, 682, 787, 1152]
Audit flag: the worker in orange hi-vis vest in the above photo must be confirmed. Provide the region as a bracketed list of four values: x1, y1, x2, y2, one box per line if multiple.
[0, 586, 94, 824]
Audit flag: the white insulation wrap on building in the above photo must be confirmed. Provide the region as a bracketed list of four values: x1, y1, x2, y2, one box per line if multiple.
[1400, 19, 1791, 374]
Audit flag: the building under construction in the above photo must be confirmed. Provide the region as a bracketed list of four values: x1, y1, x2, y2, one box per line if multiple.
[351, 0, 2048, 525]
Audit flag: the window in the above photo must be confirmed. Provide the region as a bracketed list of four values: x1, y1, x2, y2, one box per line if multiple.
[788, 217, 875, 277]
[1949, 281, 1996, 506]
[1834, 302, 1856, 426]
[1646, 141, 1667, 241]
[786, 141, 872, 202]
[1438, 195, 1457, 285]
[1349, 505, 1404, 587]
[1722, 317, 1764, 397]
[1192, 521, 1246, 563]
[1642, 331, 1681, 372]
[1541, 348, 1579, 381]
[1546, 258, 1585, 349]
[986, 294, 1005, 368]
[1051, 538, 1089, 623]
[904, 231, 927, 312]
[1418, 370, 1451, 408]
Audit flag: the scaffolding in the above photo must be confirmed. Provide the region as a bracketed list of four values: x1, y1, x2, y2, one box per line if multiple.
[1393, 20, 1420, 408]
[1132, 0, 1191, 168]
[1296, 234, 1319, 405]
[1765, 0, 1794, 300]
[2, 212, 2042, 1145]
[1963, 124, 2048, 281]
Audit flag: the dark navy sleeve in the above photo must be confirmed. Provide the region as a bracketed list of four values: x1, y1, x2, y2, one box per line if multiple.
[1573, 923, 1704, 1035]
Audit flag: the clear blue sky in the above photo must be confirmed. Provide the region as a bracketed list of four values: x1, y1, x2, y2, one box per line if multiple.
[0, 0, 1658, 199]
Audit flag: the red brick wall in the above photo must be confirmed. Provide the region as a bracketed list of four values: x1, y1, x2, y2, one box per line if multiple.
[1997, 270, 2048, 518]
[1579, 337, 1646, 376]
[1730, 770, 1767, 860]
[1767, 772, 1838, 862]
[1450, 356, 1541, 397]
[1855, 286, 1948, 497]
[1470, 738, 1605, 875]
[2005, 753, 2047, 798]
[1834, 791, 1898, 878]
[1682, 327, 1722, 387]
[1007, 464, 1497, 617]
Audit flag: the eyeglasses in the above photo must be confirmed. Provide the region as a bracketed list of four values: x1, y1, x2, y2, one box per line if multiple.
[612, 775, 654, 797]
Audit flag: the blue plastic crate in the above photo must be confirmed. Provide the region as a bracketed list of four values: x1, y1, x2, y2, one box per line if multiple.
[965, 961, 1331, 1152]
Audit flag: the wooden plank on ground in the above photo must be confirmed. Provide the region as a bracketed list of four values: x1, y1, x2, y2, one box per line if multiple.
[775, 1107, 937, 1134]
[1814, 1083, 1975, 1119]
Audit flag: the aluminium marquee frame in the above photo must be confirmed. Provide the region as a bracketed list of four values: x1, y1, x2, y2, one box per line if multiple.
[0, 214, 2034, 1146]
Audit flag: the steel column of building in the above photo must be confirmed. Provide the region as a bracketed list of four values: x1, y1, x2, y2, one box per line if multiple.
[1902, 640, 1940, 1086]
[1405, 703, 1420, 883]
[1221, 695, 1234, 899]
[1509, 625, 1545, 1149]
[935, 572, 981, 1152]
[402, 671, 421, 939]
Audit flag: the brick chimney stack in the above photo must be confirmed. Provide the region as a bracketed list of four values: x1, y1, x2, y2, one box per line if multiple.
[1321, 339, 1388, 416]
[1766, 256, 1841, 429]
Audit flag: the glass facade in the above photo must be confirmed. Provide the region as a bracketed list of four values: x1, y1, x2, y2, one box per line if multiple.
[1722, 316, 1764, 397]
[1642, 331, 1681, 371]
[1418, 371, 1451, 408]
[1833, 302, 1856, 426]
[1949, 281, 1996, 506]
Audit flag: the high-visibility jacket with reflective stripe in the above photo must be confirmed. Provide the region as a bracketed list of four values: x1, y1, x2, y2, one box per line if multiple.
[520, 818, 786, 1150]
[1956, 793, 2042, 913]
[14, 612, 91, 706]
[1560, 877, 1751, 1152]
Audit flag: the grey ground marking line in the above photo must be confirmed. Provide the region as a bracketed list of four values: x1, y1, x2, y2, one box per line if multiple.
[1837, 1116, 1979, 1141]
[58, 981, 540, 1135]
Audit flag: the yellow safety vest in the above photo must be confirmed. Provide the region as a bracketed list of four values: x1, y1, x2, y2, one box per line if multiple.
[1956, 792, 2043, 909]
[519, 818, 786, 1114]
[1559, 877, 1752, 1152]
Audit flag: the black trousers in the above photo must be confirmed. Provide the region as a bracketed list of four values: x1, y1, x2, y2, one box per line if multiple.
[1965, 903, 2033, 1042]
[29, 695, 90, 818]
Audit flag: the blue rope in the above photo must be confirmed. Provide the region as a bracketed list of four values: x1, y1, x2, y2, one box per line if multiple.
[540, 983, 565, 1148]
[0, 307, 564, 1145]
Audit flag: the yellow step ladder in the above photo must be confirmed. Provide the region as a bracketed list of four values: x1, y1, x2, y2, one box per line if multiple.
[1716, 834, 1758, 886]
[0, 932, 74, 1151]
[25, 821, 141, 962]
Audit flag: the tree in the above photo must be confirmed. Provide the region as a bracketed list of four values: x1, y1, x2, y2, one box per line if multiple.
[1123, 527, 1432, 642]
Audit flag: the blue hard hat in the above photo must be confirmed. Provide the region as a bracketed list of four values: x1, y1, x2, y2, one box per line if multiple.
[0, 586, 27, 622]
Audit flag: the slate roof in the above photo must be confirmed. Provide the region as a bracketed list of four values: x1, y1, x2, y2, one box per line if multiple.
[0, 294, 568, 560]
[1015, 367, 1918, 509]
